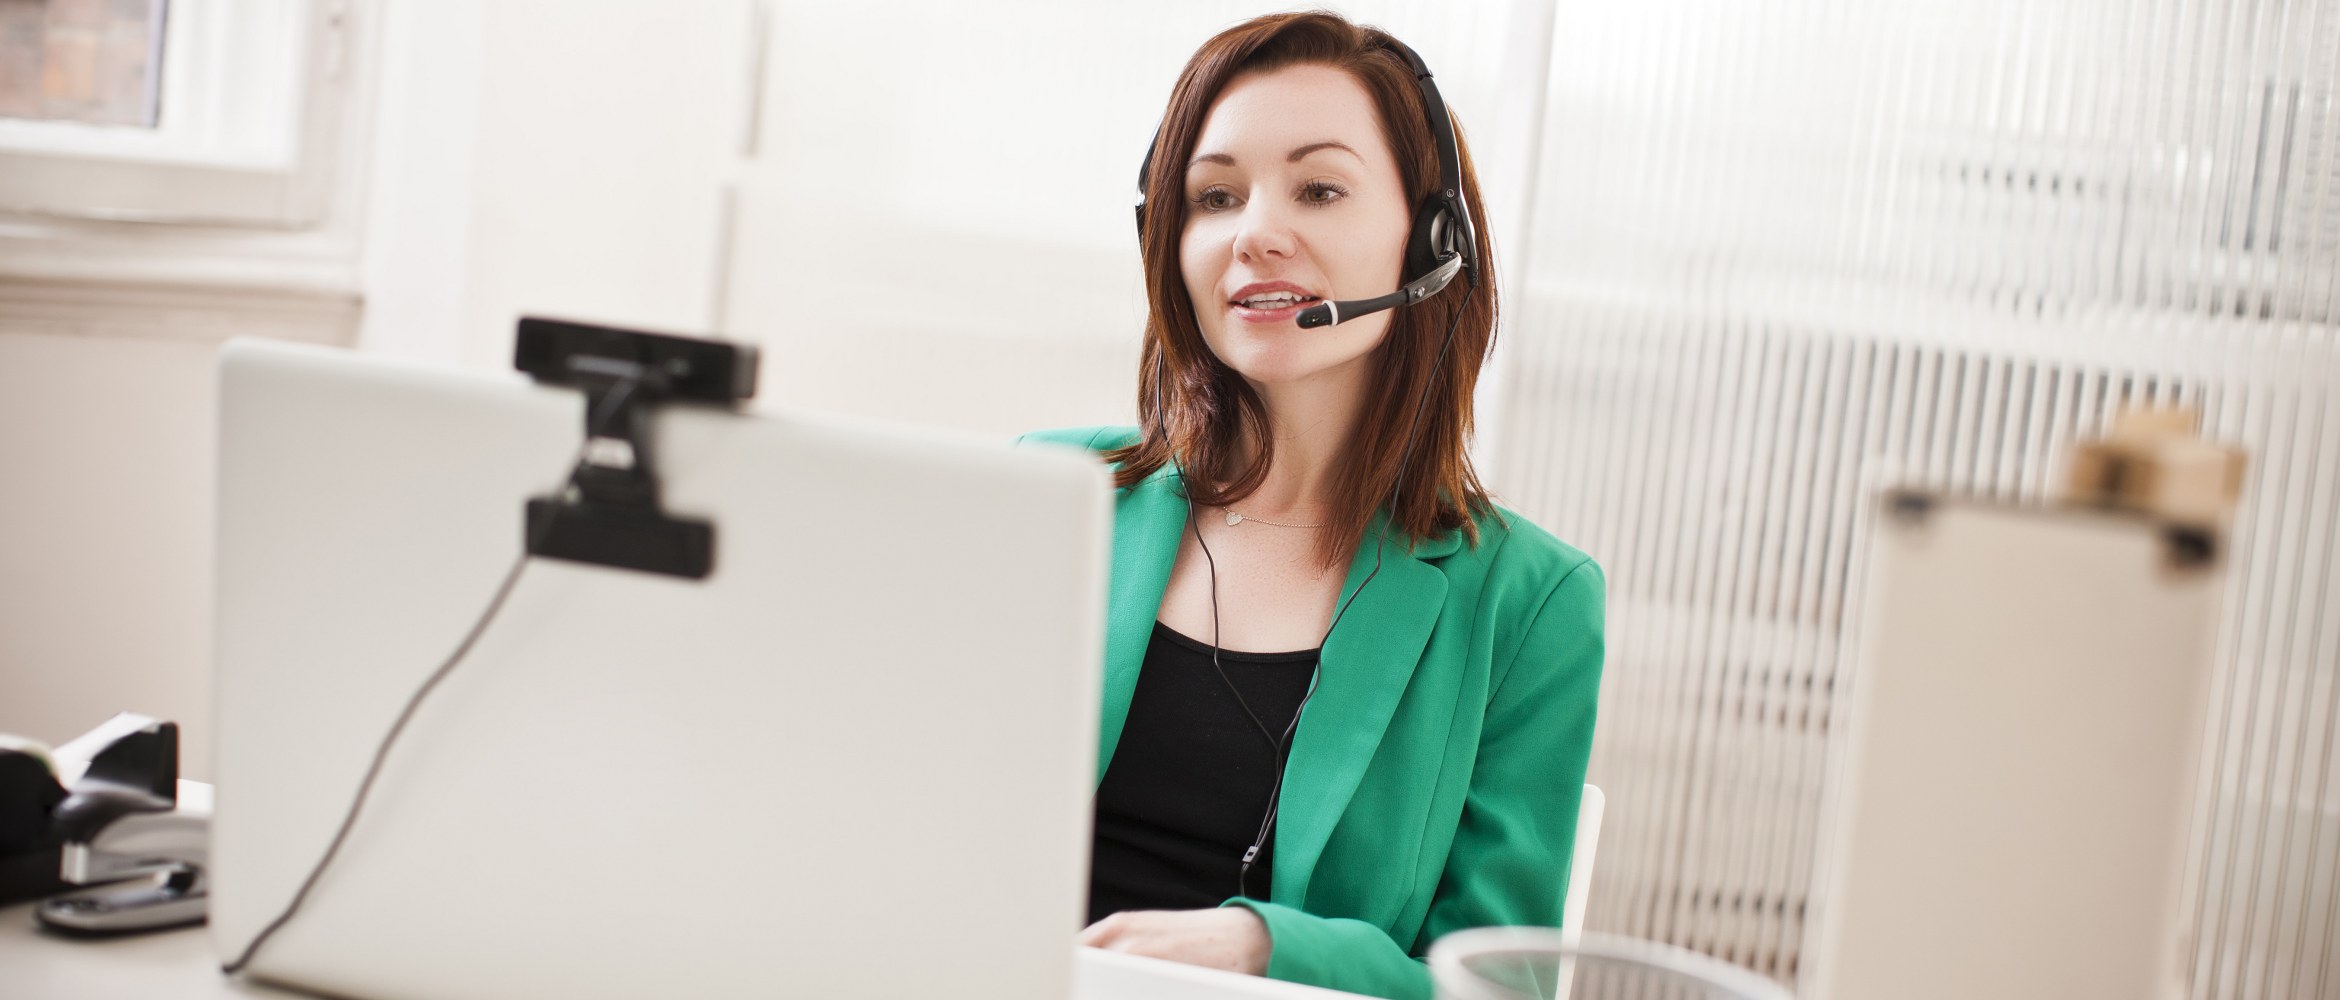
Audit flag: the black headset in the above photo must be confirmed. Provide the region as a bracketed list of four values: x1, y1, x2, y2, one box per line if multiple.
[1133, 36, 1479, 329]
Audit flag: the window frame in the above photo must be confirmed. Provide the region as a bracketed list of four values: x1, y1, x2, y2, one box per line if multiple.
[0, 0, 353, 228]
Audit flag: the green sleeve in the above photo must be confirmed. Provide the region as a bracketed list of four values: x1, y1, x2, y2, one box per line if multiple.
[1225, 559, 1607, 1000]
[1230, 901, 1439, 1000]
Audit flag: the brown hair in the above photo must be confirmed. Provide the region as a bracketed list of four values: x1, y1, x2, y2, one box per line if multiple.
[1108, 10, 1501, 570]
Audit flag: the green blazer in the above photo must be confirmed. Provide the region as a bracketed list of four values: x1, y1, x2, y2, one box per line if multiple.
[1019, 426, 1605, 1000]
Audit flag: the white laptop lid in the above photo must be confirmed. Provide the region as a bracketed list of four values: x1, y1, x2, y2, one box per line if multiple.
[210, 340, 1109, 1000]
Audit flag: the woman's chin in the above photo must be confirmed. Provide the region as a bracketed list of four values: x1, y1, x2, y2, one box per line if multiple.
[1204, 323, 1383, 390]
[1222, 351, 1369, 390]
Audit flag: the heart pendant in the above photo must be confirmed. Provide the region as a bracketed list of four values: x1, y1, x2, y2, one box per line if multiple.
[1225, 511, 1244, 526]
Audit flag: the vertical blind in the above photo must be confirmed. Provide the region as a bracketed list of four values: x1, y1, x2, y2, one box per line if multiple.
[1490, 0, 2340, 994]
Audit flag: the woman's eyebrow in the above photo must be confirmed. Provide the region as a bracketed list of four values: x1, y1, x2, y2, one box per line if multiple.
[1185, 141, 1365, 171]
[1286, 140, 1361, 164]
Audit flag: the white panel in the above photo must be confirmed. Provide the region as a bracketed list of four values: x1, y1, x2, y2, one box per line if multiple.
[1811, 499, 2221, 1000]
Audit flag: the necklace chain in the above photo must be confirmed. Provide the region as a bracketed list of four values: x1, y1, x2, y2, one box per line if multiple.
[1219, 506, 1326, 529]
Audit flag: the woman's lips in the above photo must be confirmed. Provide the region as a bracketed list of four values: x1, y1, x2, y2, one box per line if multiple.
[1232, 300, 1313, 323]
[1227, 283, 1323, 325]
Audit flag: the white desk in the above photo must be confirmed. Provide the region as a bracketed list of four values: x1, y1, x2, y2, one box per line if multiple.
[0, 901, 1360, 1000]
[3, 902, 301, 1000]
[20, 761, 1359, 999]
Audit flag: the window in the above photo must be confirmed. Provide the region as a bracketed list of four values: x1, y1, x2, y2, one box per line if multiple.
[0, 0, 348, 226]
[0, 0, 168, 128]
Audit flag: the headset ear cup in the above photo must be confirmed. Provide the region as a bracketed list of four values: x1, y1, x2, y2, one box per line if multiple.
[1406, 196, 1451, 279]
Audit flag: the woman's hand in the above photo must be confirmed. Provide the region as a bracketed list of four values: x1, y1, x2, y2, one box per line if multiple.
[1077, 907, 1272, 976]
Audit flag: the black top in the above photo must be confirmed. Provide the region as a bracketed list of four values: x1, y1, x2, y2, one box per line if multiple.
[1087, 622, 1320, 926]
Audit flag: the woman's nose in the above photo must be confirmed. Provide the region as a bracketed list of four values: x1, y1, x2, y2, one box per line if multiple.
[1230, 201, 1298, 263]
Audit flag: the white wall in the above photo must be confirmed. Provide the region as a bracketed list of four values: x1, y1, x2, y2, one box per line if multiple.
[725, 0, 1546, 434]
[359, 0, 747, 368]
[0, 333, 222, 779]
[362, 0, 1551, 433]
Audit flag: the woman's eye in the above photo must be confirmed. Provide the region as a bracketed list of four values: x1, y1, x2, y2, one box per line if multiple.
[1301, 182, 1348, 205]
[1192, 188, 1239, 211]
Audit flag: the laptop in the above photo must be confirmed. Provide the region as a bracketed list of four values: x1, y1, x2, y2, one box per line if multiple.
[209, 339, 1110, 999]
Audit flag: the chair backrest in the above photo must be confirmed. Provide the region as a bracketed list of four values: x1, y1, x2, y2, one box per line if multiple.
[1553, 784, 1606, 1000]
[1564, 783, 1604, 933]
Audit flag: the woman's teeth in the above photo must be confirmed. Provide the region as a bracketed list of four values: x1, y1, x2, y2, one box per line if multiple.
[1239, 293, 1320, 308]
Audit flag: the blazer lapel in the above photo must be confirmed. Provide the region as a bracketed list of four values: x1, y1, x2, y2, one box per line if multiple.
[1273, 516, 1455, 904]
[1094, 467, 1188, 784]
[1089, 476, 1464, 909]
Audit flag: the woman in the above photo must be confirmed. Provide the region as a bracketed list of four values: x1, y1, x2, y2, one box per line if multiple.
[1026, 13, 1603, 1000]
